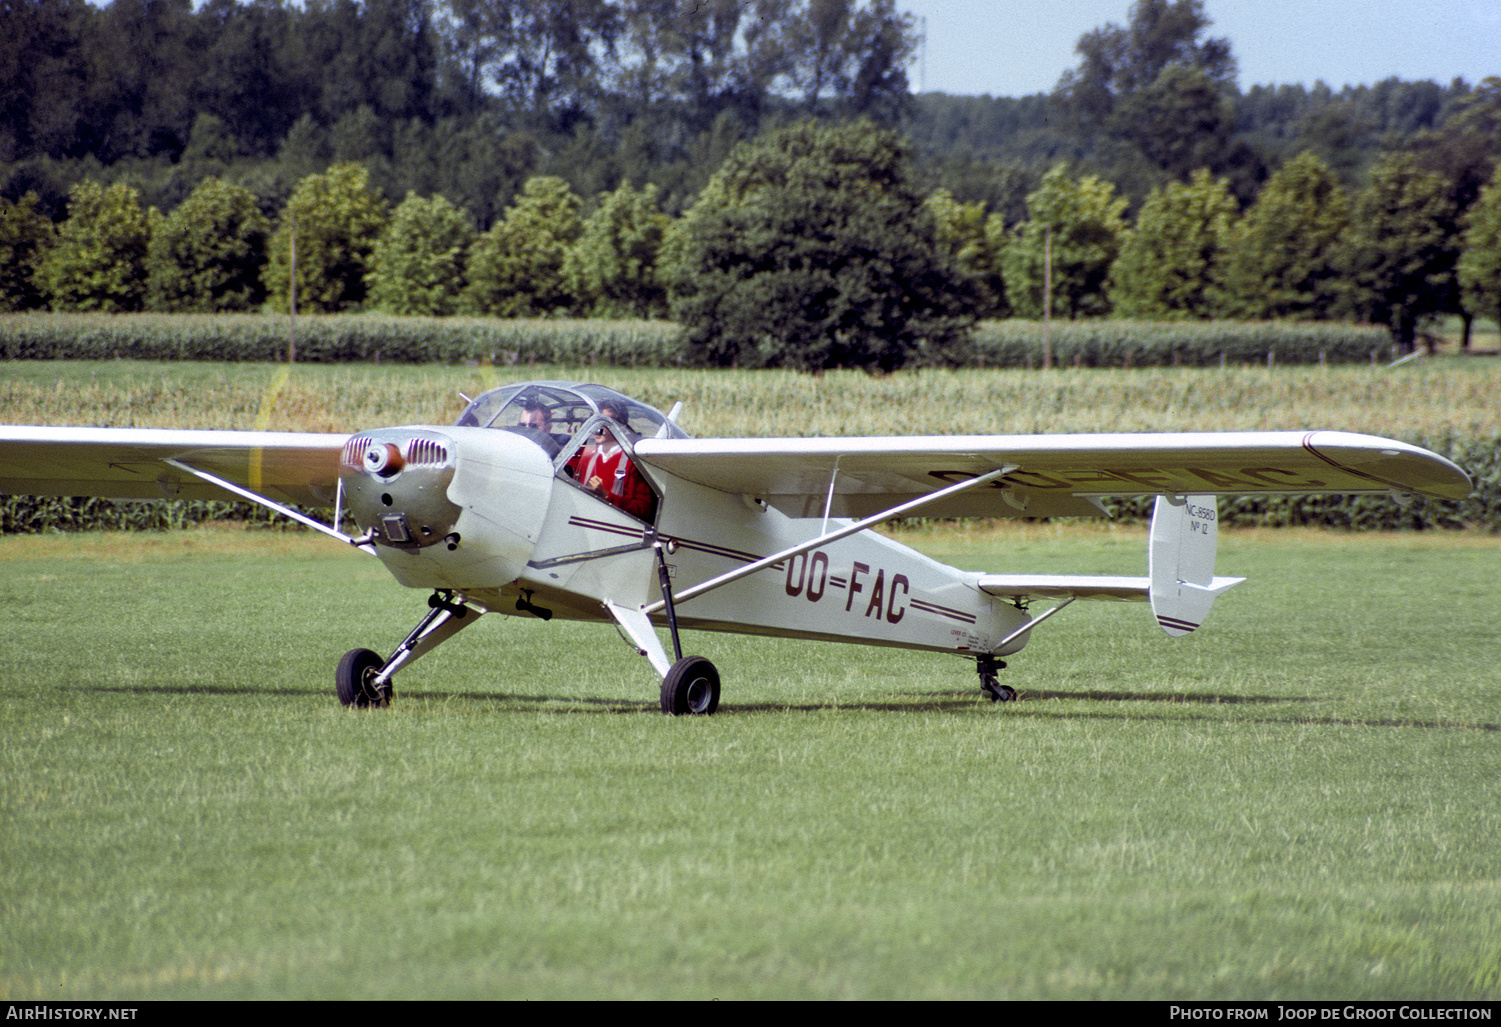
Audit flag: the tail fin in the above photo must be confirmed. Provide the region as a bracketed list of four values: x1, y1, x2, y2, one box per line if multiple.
[1148, 495, 1244, 636]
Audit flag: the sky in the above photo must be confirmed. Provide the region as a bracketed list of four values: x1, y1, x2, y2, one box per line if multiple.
[896, 0, 1501, 96]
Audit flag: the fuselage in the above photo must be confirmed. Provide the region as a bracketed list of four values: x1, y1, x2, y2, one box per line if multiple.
[339, 382, 1034, 658]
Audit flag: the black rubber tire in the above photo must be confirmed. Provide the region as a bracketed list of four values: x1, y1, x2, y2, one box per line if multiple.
[336, 648, 388, 708]
[660, 656, 720, 716]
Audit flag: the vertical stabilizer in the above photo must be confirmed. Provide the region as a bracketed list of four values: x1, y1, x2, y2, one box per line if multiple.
[1148, 495, 1243, 636]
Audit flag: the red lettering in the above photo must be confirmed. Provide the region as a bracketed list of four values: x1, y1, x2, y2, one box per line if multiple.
[785, 552, 806, 597]
[864, 569, 886, 618]
[1187, 466, 1255, 489]
[846, 562, 869, 612]
[1001, 469, 1072, 489]
[887, 575, 909, 623]
[807, 551, 828, 602]
[1102, 467, 1176, 488]
[1240, 467, 1327, 488]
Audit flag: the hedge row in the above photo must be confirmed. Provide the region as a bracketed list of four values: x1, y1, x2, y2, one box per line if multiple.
[6, 432, 1496, 534]
[970, 320, 1398, 368]
[0, 496, 305, 533]
[0, 314, 685, 366]
[0, 314, 1395, 368]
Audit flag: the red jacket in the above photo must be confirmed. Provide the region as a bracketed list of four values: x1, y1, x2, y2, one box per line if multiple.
[568, 442, 655, 520]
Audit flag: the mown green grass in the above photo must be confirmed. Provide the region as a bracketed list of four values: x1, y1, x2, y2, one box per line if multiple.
[2, 525, 1497, 999]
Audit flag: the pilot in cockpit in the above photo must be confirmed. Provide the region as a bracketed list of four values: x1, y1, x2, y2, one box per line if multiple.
[567, 401, 655, 521]
[516, 400, 549, 433]
[514, 398, 569, 456]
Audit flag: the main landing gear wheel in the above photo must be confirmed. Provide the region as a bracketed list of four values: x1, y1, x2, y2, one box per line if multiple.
[661, 656, 720, 716]
[336, 648, 390, 708]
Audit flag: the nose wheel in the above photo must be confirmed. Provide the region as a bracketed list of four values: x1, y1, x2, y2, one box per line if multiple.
[334, 591, 481, 709]
[336, 647, 390, 708]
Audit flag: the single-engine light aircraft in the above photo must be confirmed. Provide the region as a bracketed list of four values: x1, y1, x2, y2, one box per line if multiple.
[0, 381, 1472, 714]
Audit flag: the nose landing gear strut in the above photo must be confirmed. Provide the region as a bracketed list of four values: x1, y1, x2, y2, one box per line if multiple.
[336, 590, 480, 708]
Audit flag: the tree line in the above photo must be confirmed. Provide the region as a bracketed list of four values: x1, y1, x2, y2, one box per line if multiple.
[2, 0, 918, 224]
[4, 0, 1499, 225]
[6, 120, 1501, 371]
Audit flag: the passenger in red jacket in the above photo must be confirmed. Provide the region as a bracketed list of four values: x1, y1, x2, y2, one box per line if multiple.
[567, 403, 656, 521]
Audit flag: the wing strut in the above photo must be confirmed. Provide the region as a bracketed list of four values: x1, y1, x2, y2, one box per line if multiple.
[993, 596, 1078, 650]
[642, 465, 1016, 615]
[164, 458, 376, 554]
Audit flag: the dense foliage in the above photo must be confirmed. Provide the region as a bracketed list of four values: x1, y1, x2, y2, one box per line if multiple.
[1459, 166, 1501, 329]
[1217, 152, 1350, 321]
[31, 181, 151, 312]
[1108, 169, 1236, 319]
[368, 192, 475, 316]
[145, 177, 270, 313]
[263, 164, 389, 314]
[464, 177, 583, 316]
[1001, 167, 1129, 320]
[669, 120, 974, 371]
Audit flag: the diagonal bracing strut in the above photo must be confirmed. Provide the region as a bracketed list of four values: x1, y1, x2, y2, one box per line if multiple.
[641, 465, 1016, 616]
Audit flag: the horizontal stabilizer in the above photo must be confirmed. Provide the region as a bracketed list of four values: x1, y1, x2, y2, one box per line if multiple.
[1153, 576, 1244, 635]
[1177, 577, 1245, 597]
[978, 575, 1151, 602]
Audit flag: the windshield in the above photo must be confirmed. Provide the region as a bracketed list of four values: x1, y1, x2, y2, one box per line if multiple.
[454, 382, 688, 443]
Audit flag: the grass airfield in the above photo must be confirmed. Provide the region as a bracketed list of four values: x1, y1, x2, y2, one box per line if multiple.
[2, 522, 1497, 999]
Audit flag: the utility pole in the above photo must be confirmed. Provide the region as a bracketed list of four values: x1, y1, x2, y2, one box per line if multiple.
[288, 214, 297, 364]
[1042, 227, 1053, 370]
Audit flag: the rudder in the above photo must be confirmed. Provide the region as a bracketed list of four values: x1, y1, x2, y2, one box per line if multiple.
[1148, 495, 1243, 636]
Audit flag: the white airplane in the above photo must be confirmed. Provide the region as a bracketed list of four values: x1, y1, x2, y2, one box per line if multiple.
[0, 380, 1472, 715]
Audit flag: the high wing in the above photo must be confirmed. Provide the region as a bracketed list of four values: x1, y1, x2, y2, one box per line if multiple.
[0, 426, 348, 506]
[633, 430, 1471, 519]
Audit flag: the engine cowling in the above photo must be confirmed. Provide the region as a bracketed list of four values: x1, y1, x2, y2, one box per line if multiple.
[341, 426, 556, 591]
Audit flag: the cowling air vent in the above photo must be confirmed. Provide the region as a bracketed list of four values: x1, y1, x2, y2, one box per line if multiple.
[341, 436, 374, 469]
[405, 438, 450, 466]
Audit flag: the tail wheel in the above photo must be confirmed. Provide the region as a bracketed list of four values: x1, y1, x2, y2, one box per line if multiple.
[986, 683, 1018, 703]
[336, 648, 389, 708]
[661, 656, 720, 716]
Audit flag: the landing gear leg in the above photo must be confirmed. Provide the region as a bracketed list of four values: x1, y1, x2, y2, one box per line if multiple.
[650, 540, 720, 716]
[335, 590, 481, 708]
[977, 655, 1016, 703]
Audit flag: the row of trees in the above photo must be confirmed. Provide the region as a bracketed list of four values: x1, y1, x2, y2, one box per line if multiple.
[4, 0, 918, 159]
[0, 163, 673, 320]
[6, 120, 1501, 369]
[6, 0, 1501, 233]
[2, 0, 918, 223]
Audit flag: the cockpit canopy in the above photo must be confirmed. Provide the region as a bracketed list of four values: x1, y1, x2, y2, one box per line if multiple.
[454, 382, 688, 450]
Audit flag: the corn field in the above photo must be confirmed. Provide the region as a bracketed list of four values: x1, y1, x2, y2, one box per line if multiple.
[0, 314, 1397, 369]
[3, 356, 1498, 532]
